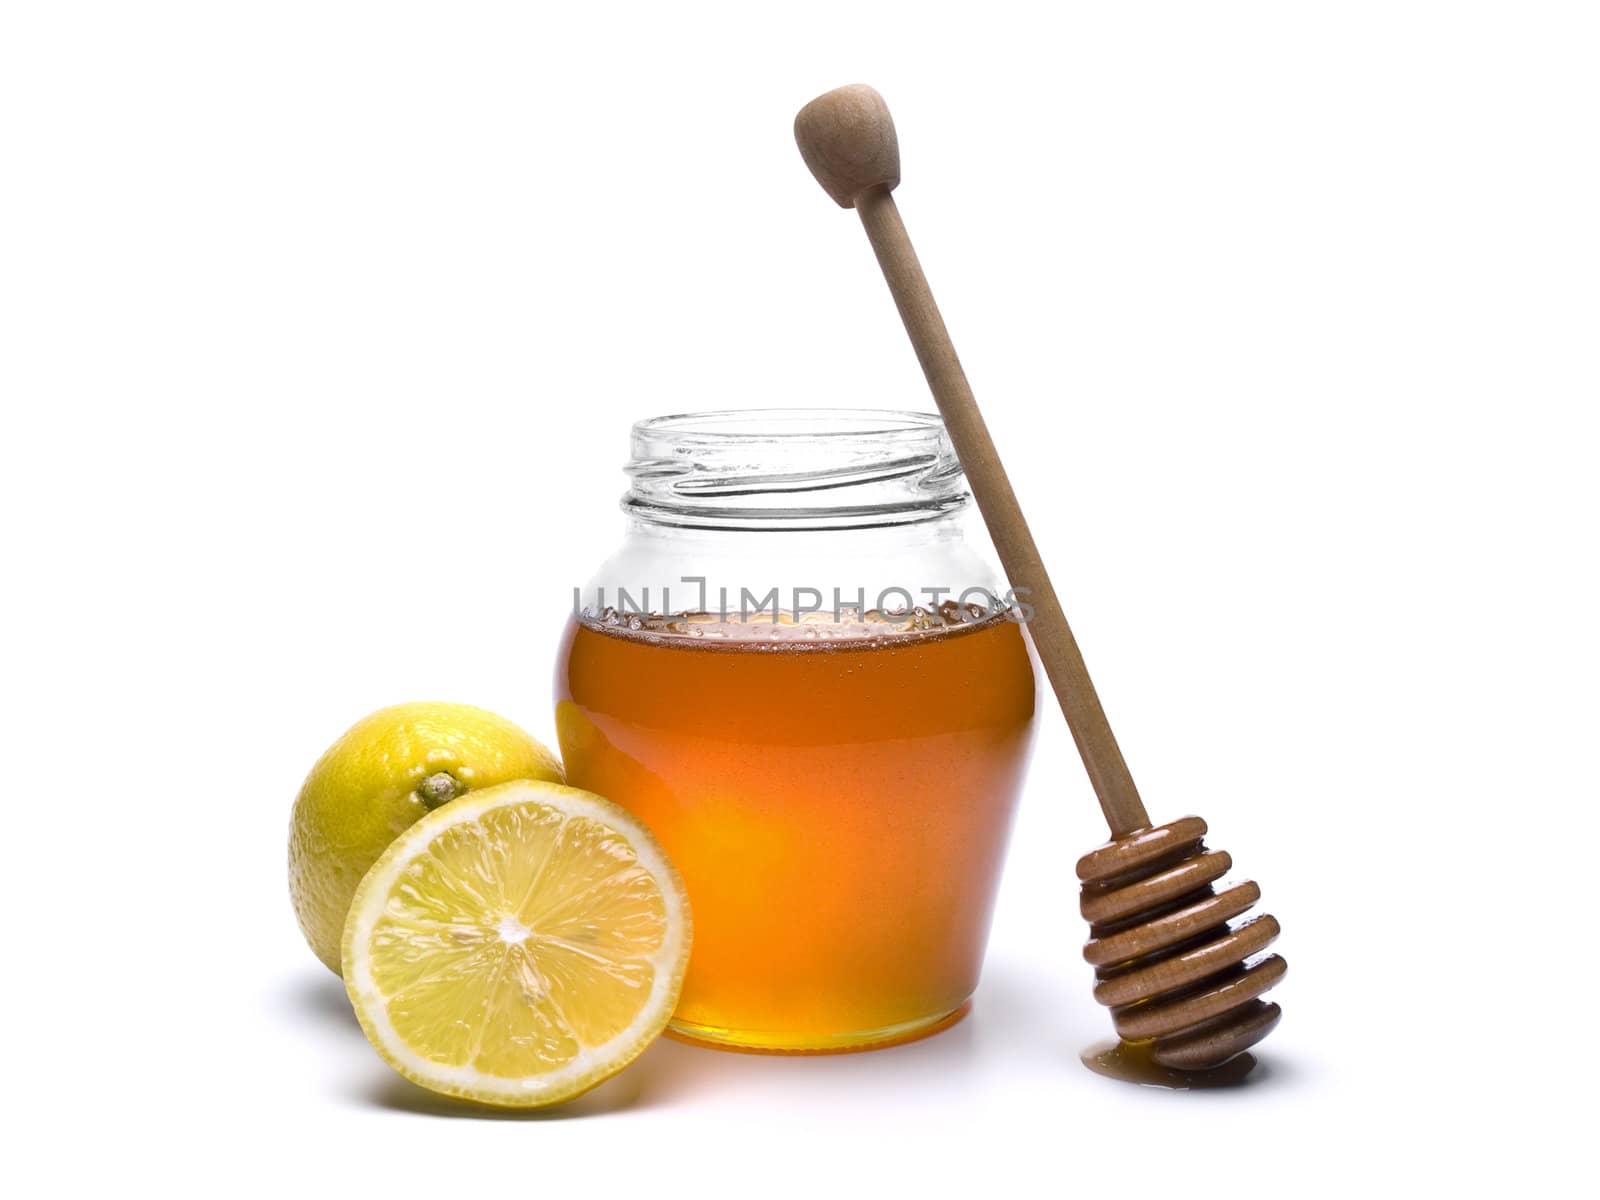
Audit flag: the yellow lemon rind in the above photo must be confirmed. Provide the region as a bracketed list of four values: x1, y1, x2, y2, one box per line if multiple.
[290, 701, 565, 977]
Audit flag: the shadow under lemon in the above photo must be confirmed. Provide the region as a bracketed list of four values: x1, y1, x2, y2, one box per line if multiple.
[355, 987, 987, 1118]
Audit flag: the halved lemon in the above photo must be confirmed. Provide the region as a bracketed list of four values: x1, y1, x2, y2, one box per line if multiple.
[342, 779, 691, 1108]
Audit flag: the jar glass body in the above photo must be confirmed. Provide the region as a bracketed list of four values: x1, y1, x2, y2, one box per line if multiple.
[554, 411, 1038, 1052]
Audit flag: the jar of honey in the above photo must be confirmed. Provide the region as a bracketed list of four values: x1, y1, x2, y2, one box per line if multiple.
[555, 410, 1038, 1052]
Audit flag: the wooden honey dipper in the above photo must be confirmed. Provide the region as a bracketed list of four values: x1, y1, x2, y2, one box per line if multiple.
[794, 85, 1286, 1079]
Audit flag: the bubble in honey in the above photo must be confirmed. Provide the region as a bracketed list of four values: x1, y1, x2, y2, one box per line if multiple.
[581, 605, 1011, 645]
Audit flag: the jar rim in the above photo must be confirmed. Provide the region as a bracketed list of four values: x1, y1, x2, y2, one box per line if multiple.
[624, 407, 968, 531]
[632, 408, 944, 444]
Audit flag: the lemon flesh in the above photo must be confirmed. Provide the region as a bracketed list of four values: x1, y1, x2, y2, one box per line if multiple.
[342, 779, 691, 1107]
[290, 702, 564, 975]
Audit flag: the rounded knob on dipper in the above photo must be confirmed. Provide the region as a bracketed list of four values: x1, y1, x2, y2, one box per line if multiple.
[794, 84, 901, 208]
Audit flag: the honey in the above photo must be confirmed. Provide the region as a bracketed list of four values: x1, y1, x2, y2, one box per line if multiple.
[554, 609, 1037, 1052]
[1080, 1040, 1258, 1089]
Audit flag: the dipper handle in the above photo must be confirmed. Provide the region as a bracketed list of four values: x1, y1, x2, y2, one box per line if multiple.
[796, 85, 1149, 837]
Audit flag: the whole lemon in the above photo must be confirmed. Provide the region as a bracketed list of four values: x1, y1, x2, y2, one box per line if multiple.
[289, 701, 564, 974]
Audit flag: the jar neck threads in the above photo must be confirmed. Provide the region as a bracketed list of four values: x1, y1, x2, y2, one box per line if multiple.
[623, 409, 970, 531]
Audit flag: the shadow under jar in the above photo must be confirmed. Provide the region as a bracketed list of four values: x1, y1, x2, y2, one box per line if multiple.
[554, 410, 1038, 1052]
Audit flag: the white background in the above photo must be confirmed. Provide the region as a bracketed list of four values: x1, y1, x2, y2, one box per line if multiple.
[3, 2, 1596, 1195]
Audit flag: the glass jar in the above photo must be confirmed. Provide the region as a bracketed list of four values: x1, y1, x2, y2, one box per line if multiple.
[554, 409, 1037, 1052]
